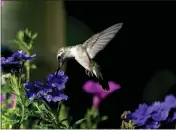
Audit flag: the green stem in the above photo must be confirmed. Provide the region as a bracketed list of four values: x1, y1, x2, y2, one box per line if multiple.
[26, 52, 30, 82]
[42, 100, 59, 128]
[20, 105, 25, 124]
[19, 75, 25, 128]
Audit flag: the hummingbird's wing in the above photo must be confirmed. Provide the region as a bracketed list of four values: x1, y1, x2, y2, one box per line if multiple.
[82, 23, 123, 59]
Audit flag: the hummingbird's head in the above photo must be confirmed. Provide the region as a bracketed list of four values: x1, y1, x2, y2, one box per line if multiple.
[57, 47, 66, 68]
[57, 47, 65, 59]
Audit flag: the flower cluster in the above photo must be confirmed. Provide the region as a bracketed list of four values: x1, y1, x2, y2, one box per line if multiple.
[83, 80, 120, 108]
[1, 50, 36, 66]
[126, 94, 176, 128]
[24, 71, 69, 102]
[1, 94, 17, 108]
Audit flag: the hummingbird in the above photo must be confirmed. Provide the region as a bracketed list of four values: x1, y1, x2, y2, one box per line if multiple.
[56, 23, 123, 90]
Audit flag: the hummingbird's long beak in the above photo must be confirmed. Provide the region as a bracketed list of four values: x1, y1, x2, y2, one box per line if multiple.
[56, 67, 60, 77]
[55, 59, 62, 77]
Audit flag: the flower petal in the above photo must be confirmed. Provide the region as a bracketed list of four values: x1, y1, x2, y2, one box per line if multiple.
[82, 80, 102, 94]
[1, 94, 6, 102]
[100, 81, 121, 98]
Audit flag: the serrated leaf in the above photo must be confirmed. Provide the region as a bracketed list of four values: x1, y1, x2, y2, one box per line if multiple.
[32, 33, 38, 39]
[28, 31, 32, 37]
[28, 43, 32, 50]
[28, 111, 42, 117]
[25, 28, 29, 34]
[24, 99, 31, 107]
[72, 118, 87, 129]
[2, 119, 20, 125]
[39, 123, 53, 129]
[17, 31, 24, 41]
[12, 40, 28, 53]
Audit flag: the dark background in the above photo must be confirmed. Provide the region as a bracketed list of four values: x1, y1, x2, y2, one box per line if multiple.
[64, 1, 176, 128]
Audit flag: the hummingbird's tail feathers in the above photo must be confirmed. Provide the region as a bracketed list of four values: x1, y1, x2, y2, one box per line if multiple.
[91, 61, 110, 91]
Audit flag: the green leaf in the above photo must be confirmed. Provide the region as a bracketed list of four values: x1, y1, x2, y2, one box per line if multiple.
[24, 99, 31, 107]
[72, 118, 87, 129]
[39, 123, 50, 129]
[32, 33, 38, 39]
[101, 116, 108, 121]
[58, 104, 69, 126]
[2, 119, 20, 126]
[121, 120, 135, 129]
[17, 31, 24, 41]
[25, 28, 29, 34]
[28, 111, 42, 117]
[13, 40, 28, 53]
[28, 43, 33, 50]
[30, 64, 37, 69]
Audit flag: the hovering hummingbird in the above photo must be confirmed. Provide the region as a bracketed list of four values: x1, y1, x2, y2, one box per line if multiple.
[56, 23, 123, 90]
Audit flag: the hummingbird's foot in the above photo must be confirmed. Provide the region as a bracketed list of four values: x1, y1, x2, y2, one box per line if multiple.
[85, 69, 91, 77]
[90, 71, 94, 77]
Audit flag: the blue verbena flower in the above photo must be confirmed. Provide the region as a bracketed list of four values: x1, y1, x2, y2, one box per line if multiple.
[44, 90, 68, 102]
[145, 120, 160, 129]
[164, 94, 176, 109]
[1, 50, 36, 65]
[46, 71, 68, 90]
[12, 50, 36, 61]
[126, 94, 176, 129]
[23, 71, 68, 102]
[1, 57, 19, 65]
[24, 81, 44, 100]
[127, 103, 151, 126]
[148, 102, 170, 122]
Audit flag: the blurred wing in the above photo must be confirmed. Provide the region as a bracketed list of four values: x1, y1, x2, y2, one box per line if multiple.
[82, 23, 123, 59]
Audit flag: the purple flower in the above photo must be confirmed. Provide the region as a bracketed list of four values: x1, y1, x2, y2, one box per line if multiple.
[6, 100, 16, 108]
[147, 101, 170, 122]
[24, 81, 44, 100]
[82, 80, 120, 108]
[46, 71, 68, 90]
[23, 71, 68, 102]
[1, 57, 19, 65]
[1, 94, 6, 103]
[164, 94, 176, 109]
[44, 91, 68, 102]
[12, 50, 36, 61]
[145, 121, 160, 129]
[1, 50, 36, 66]
[127, 104, 151, 126]
[1, 94, 17, 108]
[126, 94, 176, 129]
[151, 103, 170, 122]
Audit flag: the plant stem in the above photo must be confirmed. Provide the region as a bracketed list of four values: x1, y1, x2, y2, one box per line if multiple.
[42, 100, 59, 128]
[21, 105, 25, 123]
[26, 52, 30, 82]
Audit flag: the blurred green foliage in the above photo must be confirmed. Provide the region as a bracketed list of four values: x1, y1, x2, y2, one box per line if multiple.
[80, 107, 108, 129]
[142, 70, 176, 103]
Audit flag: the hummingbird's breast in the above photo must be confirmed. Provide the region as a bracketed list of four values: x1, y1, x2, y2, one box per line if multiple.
[72, 45, 92, 71]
